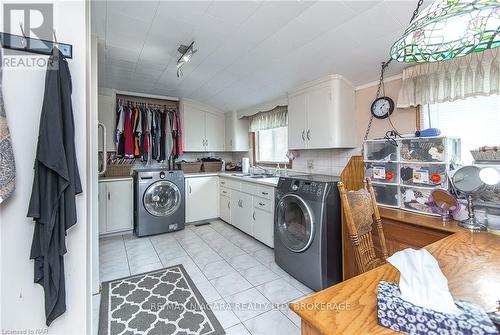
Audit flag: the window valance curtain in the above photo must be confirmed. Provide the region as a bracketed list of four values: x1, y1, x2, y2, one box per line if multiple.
[397, 50, 500, 108]
[248, 105, 288, 132]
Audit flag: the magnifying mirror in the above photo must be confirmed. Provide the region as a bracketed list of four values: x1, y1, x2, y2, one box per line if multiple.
[451, 165, 487, 231]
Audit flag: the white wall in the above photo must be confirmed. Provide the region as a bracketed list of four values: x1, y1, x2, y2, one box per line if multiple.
[0, 1, 88, 334]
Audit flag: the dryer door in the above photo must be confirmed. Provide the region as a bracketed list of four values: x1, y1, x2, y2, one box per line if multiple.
[143, 180, 181, 217]
[276, 194, 315, 253]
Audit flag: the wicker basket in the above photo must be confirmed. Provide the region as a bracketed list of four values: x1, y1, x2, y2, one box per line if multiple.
[176, 161, 203, 173]
[105, 164, 133, 177]
[202, 161, 223, 172]
[471, 148, 500, 162]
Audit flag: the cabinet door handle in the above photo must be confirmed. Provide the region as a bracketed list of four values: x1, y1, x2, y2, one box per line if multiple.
[253, 211, 255, 220]
[222, 190, 227, 194]
[301, 130, 305, 141]
[221, 181, 225, 185]
[261, 191, 268, 195]
[189, 186, 192, 194]
[306, 130, 310, 141]
[228, 202, 230, 209]
[108, 192, 110, 200]
[259, 202, 265, 206]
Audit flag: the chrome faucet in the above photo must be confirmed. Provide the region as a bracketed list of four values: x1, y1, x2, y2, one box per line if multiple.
[253, 165, 270, 175]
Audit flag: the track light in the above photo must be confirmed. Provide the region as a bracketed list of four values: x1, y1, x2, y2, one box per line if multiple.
[176, 41, 197, 77]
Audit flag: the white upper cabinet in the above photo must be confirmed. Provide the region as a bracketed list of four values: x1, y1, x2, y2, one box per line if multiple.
[287, 93, 307, 150]
[205, 112, 225, 152]
[224, 111, 249, 152]
[183, 105, 206, 151]
[181, 99, 225, 152]
[287, 75, 356, 149]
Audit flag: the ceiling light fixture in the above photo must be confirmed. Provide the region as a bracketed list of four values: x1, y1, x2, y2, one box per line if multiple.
[176, 41, 197, 78]
[390, 0, 500, 63]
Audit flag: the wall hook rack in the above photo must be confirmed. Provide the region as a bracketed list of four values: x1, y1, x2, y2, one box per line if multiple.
[0, 31, 73, 59]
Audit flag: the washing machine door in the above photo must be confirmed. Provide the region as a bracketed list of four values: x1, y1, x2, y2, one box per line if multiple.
[276, 194, 315, 253]
[143, 180, 181, 217]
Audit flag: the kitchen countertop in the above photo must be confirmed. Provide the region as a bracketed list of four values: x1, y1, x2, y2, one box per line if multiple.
[290, 231, 500, 334]
[98, 176, 133, 182]
[184, 171, 281, 187]
[379, 207, 462, 234]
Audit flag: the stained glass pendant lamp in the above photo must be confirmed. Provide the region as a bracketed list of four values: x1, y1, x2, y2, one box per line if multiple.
[390, 0, 500, 63]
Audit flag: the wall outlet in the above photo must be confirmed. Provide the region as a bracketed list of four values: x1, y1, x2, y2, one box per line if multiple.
[307, 160, 314, 169]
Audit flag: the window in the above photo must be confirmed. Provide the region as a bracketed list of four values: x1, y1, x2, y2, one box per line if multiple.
[421, 95, 500, 164]
[255, 127, 288, 164]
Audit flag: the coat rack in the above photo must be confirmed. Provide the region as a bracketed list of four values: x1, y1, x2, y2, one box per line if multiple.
[0, 29, 73, 59]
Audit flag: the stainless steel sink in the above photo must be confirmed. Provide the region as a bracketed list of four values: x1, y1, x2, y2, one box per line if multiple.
[249, 174, 275, 179]
[231, 173, 276, 179]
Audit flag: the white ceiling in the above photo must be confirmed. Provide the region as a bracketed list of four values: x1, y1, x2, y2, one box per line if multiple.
[92, 0, 431, 112]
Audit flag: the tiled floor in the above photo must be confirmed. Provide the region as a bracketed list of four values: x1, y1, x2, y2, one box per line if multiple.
[96, 220, 315, 335]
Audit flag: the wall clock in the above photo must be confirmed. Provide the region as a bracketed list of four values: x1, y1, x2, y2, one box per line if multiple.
[371, 96, 394, 119]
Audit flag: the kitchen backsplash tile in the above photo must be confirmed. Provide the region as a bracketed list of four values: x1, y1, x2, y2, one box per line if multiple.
[173, 148, 361, 177]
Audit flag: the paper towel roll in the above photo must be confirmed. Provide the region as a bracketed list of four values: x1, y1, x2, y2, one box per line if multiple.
[242, 157, 250, 173]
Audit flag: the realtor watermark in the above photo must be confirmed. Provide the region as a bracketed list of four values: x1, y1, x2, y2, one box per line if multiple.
[2, 3, 57, 69]
[1, 329, 48, 335]
[147, 301, 352, 312]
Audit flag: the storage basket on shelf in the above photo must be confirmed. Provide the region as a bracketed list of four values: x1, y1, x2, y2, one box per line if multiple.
[470, 146, 500, 162]
[202, 161, 223, 172]
[104, 156, 135, 177]
[176, 161, 203, 173]
[105, 164, 133, 177]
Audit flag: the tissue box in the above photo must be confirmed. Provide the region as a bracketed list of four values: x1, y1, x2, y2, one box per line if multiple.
[377, 281, 497, 335]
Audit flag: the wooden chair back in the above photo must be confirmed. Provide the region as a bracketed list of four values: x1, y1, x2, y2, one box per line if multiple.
[337, 178, 388, 274]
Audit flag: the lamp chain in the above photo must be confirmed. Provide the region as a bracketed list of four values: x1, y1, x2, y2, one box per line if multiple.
[410, 0, 425, 23]
[362, 60, 391, 152]
[361, 0, 424, 155]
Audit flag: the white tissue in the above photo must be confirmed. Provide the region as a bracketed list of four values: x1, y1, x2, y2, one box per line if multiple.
[387, 248, 461, 315]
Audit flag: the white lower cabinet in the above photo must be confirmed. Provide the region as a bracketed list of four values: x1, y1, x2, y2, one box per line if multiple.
[230, 190, 253, 235]
[221, 177, 275, 247]
[219, 188, 231, 224]
[185, 176, 219, 223]
[98, 179, 133, 235]
[252, 198, 274, 248]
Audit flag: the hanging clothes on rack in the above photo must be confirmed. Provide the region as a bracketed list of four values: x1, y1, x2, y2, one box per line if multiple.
[115, 103, 125, 157]
[114, 97, 181, 164]
[177, 110, 183, 157]
[165, 110, 174, 162]
[132, 107, 141, 157]
[123, 105, 134, 158]
[27, 48, 81, 326]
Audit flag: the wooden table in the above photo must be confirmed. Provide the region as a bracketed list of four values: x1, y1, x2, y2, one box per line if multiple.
[290, 231, 500, 335]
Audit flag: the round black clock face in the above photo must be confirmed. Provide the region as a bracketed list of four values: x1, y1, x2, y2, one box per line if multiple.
[371, 96, 395, 119]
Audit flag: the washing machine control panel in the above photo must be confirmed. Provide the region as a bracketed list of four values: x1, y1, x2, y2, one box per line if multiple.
[289, 180, 322, 195]
[301, 181, 319, 194]
[159, 172, 165, 179]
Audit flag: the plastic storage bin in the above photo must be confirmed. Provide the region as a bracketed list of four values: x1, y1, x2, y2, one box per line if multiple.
[372, 183, 399, 207]
[400, 186, 437, 215]
[365, 162, 399, 184]
[400, 137, 460, 163]
[399, 163, 448, 188]
[364, 140, 398, 162]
